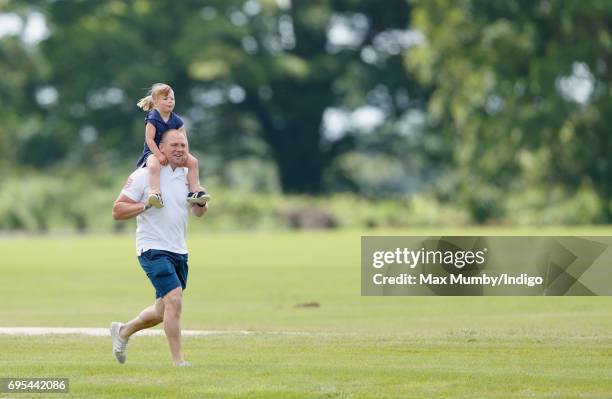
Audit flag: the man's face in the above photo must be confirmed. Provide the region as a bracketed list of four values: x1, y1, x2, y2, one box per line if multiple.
[160, 131, 188, 166]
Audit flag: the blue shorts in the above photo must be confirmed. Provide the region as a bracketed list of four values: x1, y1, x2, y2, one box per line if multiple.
[138, 249, 189, 299]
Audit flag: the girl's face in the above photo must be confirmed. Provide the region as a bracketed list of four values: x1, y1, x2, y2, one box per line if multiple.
[155, 90, 175, 113]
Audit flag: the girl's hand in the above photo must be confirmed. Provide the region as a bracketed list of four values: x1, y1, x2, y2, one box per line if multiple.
[157, 154, 169, 166]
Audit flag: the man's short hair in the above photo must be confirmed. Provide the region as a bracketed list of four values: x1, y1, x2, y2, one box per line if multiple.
[160, 129, 181, 144]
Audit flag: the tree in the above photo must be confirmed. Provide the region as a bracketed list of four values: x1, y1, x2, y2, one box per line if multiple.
[7, 0, 424, 193]
[0, 7, 46, 173]
[408, 0, 612, 222]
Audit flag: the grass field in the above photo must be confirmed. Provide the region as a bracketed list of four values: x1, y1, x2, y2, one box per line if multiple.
[1, 228, 612, 398]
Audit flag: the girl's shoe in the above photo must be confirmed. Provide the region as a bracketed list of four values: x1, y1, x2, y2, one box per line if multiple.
[187, 191, 211, 206]
[148, 193, 164, 208]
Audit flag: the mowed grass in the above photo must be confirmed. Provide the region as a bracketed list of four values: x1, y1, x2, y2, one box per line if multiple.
[1, 227, 612, 398]
[2, 334, 611, 398]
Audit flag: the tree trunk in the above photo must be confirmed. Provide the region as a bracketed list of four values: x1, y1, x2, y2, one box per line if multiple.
[271, 126, 327, 193]
[244, 87, 332, 194]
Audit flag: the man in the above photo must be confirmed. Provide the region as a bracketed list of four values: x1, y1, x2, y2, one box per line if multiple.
[111, 129, 208, 367]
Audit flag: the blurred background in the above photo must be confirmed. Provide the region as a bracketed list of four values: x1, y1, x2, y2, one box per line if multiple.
[1, 0, 610, 233]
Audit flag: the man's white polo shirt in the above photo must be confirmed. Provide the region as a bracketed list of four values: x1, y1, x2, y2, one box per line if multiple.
[122, 165, 190, 256]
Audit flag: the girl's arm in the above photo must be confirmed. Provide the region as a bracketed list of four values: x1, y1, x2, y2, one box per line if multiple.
[145, 123, 167, 165]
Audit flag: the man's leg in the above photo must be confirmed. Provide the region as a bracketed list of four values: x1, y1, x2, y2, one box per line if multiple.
[162, 286, 184, 365]
[120, 298, 165, 340]
[111, 299, 165, 364]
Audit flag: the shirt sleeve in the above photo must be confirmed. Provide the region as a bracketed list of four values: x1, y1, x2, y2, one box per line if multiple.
[144, 110, 158, 126]
[121, 169, 147, 202]
[173, 114, 184, 129]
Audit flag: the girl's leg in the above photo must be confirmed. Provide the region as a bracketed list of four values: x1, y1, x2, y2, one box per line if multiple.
[185, 154, 203, 193]
[185, 154, 210, 205]
[146, 155, 162, 194]
[146, 155, 164, 208]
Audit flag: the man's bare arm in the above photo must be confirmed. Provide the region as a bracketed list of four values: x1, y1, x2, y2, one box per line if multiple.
[112, 193, 147, 220]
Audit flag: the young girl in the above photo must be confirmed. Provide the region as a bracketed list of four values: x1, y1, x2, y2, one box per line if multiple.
[135, 83, 210, 208]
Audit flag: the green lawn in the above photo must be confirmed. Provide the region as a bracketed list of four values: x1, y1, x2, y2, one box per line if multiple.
[1, 228, 611, 398]
[2, 334, 611, 398]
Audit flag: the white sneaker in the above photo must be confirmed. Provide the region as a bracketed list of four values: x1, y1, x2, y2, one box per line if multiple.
[110, 322, 128, 364]
[148, 193, 164, 208]
[186, 191, 211, 206]
[175, 360, 191, 367]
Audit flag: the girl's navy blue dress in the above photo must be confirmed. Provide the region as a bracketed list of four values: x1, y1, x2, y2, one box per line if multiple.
[136, 109, 184, 167]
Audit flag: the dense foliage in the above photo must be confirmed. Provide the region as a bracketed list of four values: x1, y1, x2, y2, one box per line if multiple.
[1, 0, 610, 228]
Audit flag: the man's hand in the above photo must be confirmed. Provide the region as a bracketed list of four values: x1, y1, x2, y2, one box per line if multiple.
[191, 202, 208, 217]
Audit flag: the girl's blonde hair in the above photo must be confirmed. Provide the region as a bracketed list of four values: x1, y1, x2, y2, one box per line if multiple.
[136, 83, 173, 111]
